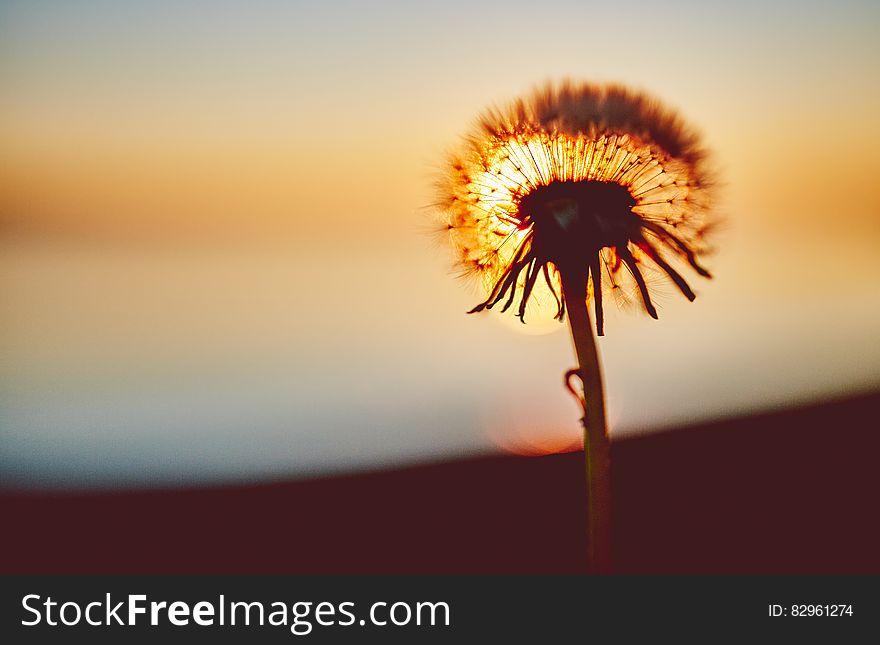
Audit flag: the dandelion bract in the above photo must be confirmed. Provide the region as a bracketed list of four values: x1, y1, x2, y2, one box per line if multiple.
[438, 82, 714, 334]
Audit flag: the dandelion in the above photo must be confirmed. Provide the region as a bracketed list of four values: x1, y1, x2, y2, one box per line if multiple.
[436, 81, 715, 573]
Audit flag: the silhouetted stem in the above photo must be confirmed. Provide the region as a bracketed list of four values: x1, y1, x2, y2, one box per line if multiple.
[561, 269, 612, 574]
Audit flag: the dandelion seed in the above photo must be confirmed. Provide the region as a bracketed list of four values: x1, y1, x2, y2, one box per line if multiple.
[437, 81, 714, 335]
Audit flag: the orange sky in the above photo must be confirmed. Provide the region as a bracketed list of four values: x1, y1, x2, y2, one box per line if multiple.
[1, 0, 879, 487]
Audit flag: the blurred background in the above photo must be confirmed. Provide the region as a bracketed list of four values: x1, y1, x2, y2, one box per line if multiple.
[2, 0, 879, 489]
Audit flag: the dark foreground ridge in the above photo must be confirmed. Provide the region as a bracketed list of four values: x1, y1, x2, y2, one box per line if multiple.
[3, 390, 879, 574]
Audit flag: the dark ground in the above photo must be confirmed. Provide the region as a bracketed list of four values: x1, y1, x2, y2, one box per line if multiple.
[2, 391, 878, 574]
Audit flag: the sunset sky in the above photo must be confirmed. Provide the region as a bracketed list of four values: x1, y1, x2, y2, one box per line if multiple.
[2, 0, 879, 487]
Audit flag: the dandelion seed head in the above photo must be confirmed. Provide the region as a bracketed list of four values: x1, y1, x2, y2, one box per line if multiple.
[437, 81, 716, 334]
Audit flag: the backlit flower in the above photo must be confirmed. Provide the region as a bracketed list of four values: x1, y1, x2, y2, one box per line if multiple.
[437, 81, 714, 335]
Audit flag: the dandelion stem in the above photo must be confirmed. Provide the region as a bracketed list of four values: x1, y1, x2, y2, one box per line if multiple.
[561, 268, 612, 574]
